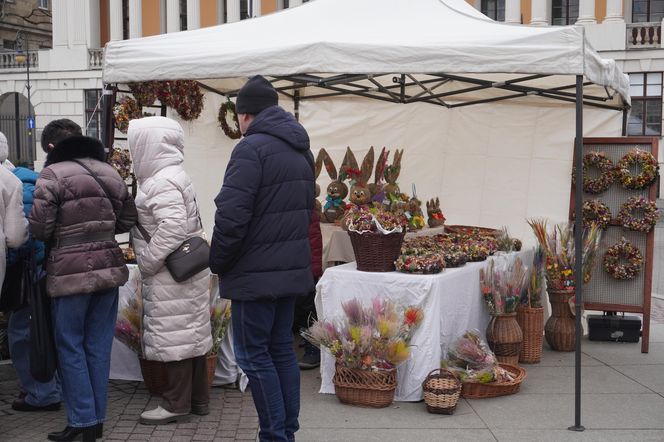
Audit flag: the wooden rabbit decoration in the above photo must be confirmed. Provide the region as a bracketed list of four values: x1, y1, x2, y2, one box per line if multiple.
[426, 197, 445, 228]
[319, 148, 349, 223]
[384, 149, 403, 197]
[347, 146, 375, 206]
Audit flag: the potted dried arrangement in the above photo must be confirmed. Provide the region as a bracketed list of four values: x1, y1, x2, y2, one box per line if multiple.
[345, 206, 408, 272]
[516, 246, 545, 363]
[443, 330, 526, 399]
[528, 219, 602, 351]
[480, 256, 529, 365]
[208, 296, 232, 386]
[302, 297, 423, 408]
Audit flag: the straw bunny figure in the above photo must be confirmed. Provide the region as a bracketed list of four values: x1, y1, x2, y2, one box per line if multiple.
[368, 147, 389, 204]
[347, 146, 375, 206]
[426, 197, 446, 228]
[319, 148, 349, 223]
[384, 149, 403, 198]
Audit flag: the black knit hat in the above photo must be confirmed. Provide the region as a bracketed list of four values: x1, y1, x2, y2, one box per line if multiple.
[235, 76, 278, 115]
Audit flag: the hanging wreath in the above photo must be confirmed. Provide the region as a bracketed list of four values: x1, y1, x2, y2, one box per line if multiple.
[572, 151, 616, 194]
[218, 99, 241, 140]
[617, 196, 660, 232]
[157, 80, 204, 121]
[108, 147, 132, 180]
[113, 96, 142, 134]
[616, 148, 659, 190]
[603, 238, 643, 280]
[578, 199, 612, 229]
[128, 81, 159, 107]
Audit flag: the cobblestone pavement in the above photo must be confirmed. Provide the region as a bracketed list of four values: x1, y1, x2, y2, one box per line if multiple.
[0, 365, 259, 442]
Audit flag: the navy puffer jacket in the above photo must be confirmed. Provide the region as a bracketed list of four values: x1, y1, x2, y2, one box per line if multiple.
[210, 105, 314, 301]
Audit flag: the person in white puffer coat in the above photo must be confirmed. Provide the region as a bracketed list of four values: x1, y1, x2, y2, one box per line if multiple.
[0, 131, 28, 294]
[127, 116, 212, 425]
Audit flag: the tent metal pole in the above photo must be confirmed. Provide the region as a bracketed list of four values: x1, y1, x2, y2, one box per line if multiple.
[569, 74, 585, 433]
[294, 88, 300, 122]
[101, 84, 116, 159]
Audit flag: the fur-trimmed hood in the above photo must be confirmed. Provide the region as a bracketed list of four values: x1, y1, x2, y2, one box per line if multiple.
[45, 135, 106, 167]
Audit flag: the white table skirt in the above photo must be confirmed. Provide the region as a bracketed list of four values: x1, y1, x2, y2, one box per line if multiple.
[314, 249, 532, 401]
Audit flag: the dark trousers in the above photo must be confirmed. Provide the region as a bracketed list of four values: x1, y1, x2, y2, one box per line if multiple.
[161, 355, 209, 414]
[293, 277, 319, 333]
[232, 297, 299, 442]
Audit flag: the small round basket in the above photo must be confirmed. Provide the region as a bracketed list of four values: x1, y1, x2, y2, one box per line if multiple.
[332, 364, 397, 408]
[422, 369, 462, 415]
[461, 363, 527, 399]
[348, 231, 405, 272]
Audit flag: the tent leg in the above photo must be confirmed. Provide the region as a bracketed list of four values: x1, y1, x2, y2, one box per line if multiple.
[569, 74, 585, 433]
[294, 88, 300, 122]
[101, 84, 116, 158]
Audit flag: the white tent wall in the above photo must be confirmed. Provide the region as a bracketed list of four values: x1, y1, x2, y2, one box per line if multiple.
[113, 91, 621, 245]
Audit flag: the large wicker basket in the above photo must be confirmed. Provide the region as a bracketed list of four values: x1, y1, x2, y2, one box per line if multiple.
[422, 369, 462, 414]
[516, 305, 544, 364]
[461, 363, 527, 399]
[207, 353, 218, 387]
[139, 357, 167, 396]
[332, 364, 397, 408]
[485, 313, 523, 366]
[348, 231, 405, 272]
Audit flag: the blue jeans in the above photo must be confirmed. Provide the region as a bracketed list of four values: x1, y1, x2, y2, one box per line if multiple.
[51, 288, 118, 428]
[232, 297, 300, 442]
[8, 306, 61, 406]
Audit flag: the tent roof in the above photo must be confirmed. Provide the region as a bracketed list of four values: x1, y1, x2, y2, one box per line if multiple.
[102, 0, 629, 108]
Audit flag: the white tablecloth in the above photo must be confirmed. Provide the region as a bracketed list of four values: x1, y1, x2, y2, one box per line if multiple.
[314, 249, 532, 401]
[110, 265, 248, 390]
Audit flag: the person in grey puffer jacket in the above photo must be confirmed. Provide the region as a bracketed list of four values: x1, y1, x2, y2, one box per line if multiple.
[128, 116, 212, 426]
[29, 119, 137, 442]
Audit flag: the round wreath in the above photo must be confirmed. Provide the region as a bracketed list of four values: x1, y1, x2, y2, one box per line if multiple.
[128, 81, 158, 107]
[108, 147, 132, 180]
[113, 96, 142, 134]
[603, 238, 643, 280]
[572, 151, 615, 194]
[157, 80, 204, 121]
[616, 148, 659, 190]
[617, 196, 660, 232]
[581, 199, 612, 230]
[218, 99, 241, 140]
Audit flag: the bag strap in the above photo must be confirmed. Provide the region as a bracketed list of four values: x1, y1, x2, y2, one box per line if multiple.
[71, 159, 113, 200]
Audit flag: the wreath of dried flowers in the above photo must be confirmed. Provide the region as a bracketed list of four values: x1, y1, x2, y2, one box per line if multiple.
[108, 147, 132, 180]
[395, 253, 445, 274]
[128, 82, 159, 107]
[157, 80, 204, 121]
[603, 238, 643, 280]
[616, 148, 659, 190]
[581, 199, 612, 230]
[218, 98, 241, 140]
[617, 196, 660, 232]
[113, 96, 142, 134]
[572, 151, 615, 194]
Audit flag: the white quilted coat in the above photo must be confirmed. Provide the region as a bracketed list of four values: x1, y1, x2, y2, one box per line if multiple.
[128, 117, 212, 362]
[1, 132, 28, 293]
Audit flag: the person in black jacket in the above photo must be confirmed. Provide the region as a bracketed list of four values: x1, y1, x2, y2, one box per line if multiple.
[209, 76, 314, 442]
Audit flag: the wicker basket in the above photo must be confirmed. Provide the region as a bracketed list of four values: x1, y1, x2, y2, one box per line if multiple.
[332, 364, 397, 408]
[485, 313, 523, 366]
[348, 231, 405, 272]
[139, 357, 167, 396]
[516, 305, 544, 364]
[545, 289, 576, 352]
[207, 353, 218, 387]
[461, 363, 527, 399]
[422, 369, 462, 414]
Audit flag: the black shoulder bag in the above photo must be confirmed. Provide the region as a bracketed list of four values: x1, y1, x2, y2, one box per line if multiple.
[29, 244, 57, 383]
[71, 160, 210, 283]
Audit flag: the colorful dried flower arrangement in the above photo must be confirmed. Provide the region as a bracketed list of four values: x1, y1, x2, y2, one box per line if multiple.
[617, 196, 660, 233]
[524, 246, 545, 308]
[107, 147, 133, 181]
[528, 219, 602, 291]
[616, 148, 659, 190]
[113, 96, 142, 134]
[218, 98, 241, 140]
[579, 199, 612, 230]
[210, 296, 232, 355]
[345, 205, 408, 234]
[603, 238, 643, 280]
[572, 151, 615, 194]
[157, 80, 204, 121]
[442, 330, 515, 384]
[114, 289, 143, 357]
[302, 297, 423, 371]
[480, 255, 529, 315]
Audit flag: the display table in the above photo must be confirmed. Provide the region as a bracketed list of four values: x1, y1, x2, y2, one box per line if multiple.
[110, 265, 248, 390]
[314, 249, 532, 401]
[320, 224, 446, 268]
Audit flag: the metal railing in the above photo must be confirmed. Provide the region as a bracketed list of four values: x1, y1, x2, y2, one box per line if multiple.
[89, 48, 104, 69]
[0, 51, 39, 71]
[627, 22, 662, 49]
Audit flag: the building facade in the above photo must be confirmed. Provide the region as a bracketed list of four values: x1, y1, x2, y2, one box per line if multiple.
[0, 0, 661, 171]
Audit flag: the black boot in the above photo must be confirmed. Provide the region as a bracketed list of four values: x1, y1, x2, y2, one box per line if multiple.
[96, 423, 103, 438]
[47, 424, 99, 442]
[298, 341, 320, 369]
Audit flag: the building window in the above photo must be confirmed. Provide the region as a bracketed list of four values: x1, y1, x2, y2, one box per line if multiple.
[3, 39, 15, 50]
[122, 0, 129, 39]
[633, 0, 664, 22]
[38, 0, 49, 9]
[180, 0, 187, 30]
[481, 0, 505, 21]
[85, 89, 103, 140]
[628, 73, 662, 136]
[552, 0, 579, 25]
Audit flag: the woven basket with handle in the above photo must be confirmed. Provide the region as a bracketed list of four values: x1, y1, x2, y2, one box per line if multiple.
[422, 368, 462, 414]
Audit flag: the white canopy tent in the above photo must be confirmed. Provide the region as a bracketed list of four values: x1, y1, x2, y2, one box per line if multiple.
[103, 0, 632, 428]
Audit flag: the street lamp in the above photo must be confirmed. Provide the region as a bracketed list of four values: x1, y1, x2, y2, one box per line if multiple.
[15, 30, 34, 162]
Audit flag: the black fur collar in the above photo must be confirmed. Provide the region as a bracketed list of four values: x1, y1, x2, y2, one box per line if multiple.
[45, 136, 106, 166]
